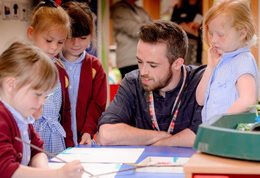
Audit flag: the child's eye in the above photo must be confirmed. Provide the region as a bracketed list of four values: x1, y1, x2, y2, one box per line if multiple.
[46, 40, 52, 43]
[35, 92, 53, 99]
[35, 93, 43, 97]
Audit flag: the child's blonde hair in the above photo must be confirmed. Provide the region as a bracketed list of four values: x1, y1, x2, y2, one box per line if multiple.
[0, 42, 58, 92]
[30, 1, 71, 37]
[203, 0, 256, 46]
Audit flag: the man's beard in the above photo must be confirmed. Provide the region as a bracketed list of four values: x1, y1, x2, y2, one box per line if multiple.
[141, 68, 173, 92]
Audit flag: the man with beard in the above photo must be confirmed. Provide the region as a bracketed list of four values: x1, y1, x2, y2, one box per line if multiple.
[97, 20, 205, 147]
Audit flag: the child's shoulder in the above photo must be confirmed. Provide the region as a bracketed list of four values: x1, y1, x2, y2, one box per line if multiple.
[85, 53, 100, 62]
[53, 57, 66, 69]
[85, 53, 103, 68]
[0, 102, 15, 125]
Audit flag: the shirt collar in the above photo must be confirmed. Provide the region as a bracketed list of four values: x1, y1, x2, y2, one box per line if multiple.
[222, 47, 250, 59]
[60, 50, 86, 64]
[217, 47, 250, 67]
[1, 100, 34, 124]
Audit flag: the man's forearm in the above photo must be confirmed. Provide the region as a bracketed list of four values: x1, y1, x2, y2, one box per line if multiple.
[97, 123, 171, 146]
[152, 128, 196, 147]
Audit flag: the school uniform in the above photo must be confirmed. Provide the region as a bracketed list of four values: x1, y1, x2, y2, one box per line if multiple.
[61, 52, 107, 144]
[33, 58, 74, 156]
[0, 101, 43, 178]
[202, 47, 259, 123]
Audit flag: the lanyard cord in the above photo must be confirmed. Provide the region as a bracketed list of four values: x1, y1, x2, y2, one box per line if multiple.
[148, 65, 187, 134]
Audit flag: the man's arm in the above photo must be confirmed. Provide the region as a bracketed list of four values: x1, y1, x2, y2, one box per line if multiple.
[151, 128, 196, 147]
[96, 123, 171, 146]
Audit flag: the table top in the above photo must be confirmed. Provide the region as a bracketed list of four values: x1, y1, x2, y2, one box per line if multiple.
[79, 145, 196, 178]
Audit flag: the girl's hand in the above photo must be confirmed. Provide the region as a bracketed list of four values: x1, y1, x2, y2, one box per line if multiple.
[58, 160, 83, 178]
[79, 133, 92, 145]
[207, 47, 221, 69]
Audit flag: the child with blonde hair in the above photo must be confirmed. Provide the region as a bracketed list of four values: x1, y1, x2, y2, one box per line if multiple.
[0, 41, 83, 178]
[27, 0, 74, 156]
[196, 0, 259, 123]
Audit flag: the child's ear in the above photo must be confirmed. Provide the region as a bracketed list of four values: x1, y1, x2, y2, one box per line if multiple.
[4, 77, 16, 92]
[239, 28, 247, 40]
[27, 26, 34, 39]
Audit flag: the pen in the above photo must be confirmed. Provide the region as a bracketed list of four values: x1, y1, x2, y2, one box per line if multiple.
[89, 163, 183, 177]
[14, 137, 94, 177]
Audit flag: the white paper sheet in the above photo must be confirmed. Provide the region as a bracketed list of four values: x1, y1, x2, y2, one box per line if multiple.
[51, 147, 144, 164]
[49, 162, 121, 178]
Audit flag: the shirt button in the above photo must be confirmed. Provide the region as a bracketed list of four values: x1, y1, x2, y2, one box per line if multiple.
[17, 152, 23, 158]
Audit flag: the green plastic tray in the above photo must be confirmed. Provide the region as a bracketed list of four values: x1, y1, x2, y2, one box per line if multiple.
[193, 112, 260, 161]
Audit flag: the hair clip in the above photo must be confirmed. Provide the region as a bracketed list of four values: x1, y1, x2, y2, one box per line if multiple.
[35, 0, 57, 10]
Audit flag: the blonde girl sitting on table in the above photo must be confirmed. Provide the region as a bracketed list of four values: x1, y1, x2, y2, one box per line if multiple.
[0, 42, 83, 178]
[196, 0, 259, 123]
[27, 0, 74, 156]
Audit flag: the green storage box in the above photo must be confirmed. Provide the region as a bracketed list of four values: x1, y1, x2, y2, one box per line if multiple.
[193, 112, 260, 161]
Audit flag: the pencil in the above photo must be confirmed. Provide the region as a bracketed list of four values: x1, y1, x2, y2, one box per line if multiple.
[89, 163, 183, 177]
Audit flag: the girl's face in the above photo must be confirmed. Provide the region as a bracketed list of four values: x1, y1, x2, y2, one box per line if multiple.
[62, 35, 91, 61]
[28, 26, 67, 58]
[207, 14, 246, 55]
[9, 82, 51, 118]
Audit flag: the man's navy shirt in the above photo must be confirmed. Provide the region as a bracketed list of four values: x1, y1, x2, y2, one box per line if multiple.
[98, 65, 206, 134]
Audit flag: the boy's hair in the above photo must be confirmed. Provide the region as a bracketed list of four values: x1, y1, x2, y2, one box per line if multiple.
[203, 0, 256, 46]
[0, 42, 58, 92]
[139, 20, 188, 64]
[62, 1, 94, 38]
[30, 1, 71, 37]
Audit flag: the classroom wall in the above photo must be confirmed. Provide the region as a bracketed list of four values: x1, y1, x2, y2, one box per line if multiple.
[0, 0, 31, 53]
[1, 0, 260, 67]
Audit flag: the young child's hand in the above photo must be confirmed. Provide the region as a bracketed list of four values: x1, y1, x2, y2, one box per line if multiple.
[207, 47, 221, 69]
[79, 133, 92, 145]
[59, 160, 83, 178]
